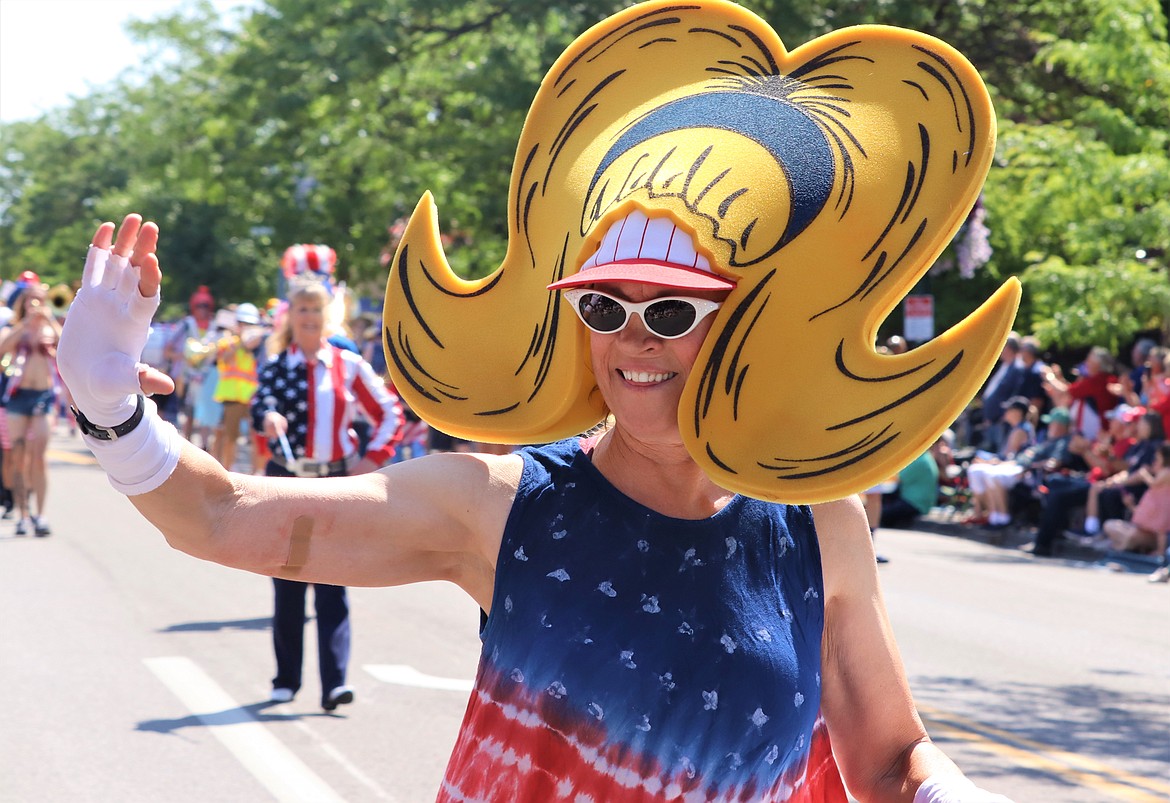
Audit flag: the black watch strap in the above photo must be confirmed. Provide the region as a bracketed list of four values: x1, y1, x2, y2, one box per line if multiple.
[72, 394, 146, 441]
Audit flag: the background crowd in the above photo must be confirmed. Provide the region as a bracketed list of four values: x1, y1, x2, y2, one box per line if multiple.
[3, 262, 1167, 587]
[869, 331, 1170, 582]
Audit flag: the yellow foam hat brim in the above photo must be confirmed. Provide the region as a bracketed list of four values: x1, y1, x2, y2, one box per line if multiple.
[383, 0, 1019, 502]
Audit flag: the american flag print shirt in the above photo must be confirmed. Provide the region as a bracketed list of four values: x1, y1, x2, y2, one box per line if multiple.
[440, 439, 847, 803]
[250, 343, 405, 466]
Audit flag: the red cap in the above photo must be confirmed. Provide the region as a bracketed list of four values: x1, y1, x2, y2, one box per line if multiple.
[190, 285, 215, 311]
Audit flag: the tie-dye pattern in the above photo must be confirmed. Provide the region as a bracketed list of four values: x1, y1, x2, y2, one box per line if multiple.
[439, 439, 847, 802]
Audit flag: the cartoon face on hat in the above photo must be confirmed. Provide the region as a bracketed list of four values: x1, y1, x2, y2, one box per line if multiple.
[548, 210, 734, 293]
[383, 0, 1020, 503]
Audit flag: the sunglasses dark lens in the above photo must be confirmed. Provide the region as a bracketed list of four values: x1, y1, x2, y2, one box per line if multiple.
[644, 299, 698, 338]
[578, 293, 627, 333]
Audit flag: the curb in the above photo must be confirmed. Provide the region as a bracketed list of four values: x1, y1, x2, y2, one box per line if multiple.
[912, 509, 1162, 573]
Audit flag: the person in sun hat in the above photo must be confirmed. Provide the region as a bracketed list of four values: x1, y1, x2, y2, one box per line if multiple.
[58, 1, 1019, 800]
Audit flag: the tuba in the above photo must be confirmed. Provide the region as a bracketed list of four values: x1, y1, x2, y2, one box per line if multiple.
[47, 284, 74, 318]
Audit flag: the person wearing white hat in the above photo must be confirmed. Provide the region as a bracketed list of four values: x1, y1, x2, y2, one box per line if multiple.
[212, 302, 267, 472]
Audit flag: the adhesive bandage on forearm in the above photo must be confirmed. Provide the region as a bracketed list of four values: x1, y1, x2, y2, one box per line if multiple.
[82, 397, 184, 495]
[914, 775, 1014, 803]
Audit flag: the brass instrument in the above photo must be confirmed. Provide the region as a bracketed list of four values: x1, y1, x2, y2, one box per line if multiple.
[47, 283, 74, 317]
[183, 336, 214, 367]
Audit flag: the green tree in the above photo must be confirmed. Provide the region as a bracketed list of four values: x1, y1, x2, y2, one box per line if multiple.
[199, 0, 624, 293]
[0, 98, 130, 285]
[1022, 257, 1170, 352]
[1, 0, 1166, 355]
[745, 0, 1170, 354]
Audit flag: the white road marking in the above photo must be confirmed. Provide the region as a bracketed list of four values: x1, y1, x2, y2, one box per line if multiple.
[144, 656, 346, 803]
[292, 720, 396, 801]
[364, 664, 474, 692]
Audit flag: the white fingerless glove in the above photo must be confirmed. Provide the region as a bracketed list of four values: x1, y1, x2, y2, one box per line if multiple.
[58, 246, 158, 425]
[914, 775, 1014, 803]
[58, 245, 182, 495]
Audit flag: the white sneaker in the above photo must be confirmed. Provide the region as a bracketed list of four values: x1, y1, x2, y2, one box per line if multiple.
[270, 687, 295, 703]
[323, 685, 354, 711]
[1148, 566, 1170, 584]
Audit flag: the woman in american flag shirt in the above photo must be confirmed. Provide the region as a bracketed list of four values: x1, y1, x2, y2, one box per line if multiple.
[61, 211, 1012, 803]
[249, 278, 405, 712]
[59, 0, 1015, 796]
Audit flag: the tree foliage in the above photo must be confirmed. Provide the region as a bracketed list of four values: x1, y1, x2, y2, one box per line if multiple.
[1, 0, 1167, 353]
[1022, 257, 1170, 352]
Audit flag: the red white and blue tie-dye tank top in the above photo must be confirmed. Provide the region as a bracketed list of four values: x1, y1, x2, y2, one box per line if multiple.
[439, 438, 848, 802]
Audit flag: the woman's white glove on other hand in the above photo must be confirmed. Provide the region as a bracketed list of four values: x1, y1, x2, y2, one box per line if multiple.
[58, 245, 158, 426]
[914, 775, 1015, 803]
[58, 242, 182, 495]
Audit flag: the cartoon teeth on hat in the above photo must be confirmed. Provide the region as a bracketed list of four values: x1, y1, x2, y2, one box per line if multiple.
[383, 0, 1021, 503]
[553, 210, 734, 292]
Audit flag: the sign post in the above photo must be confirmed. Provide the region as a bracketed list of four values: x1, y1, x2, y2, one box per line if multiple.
[903, 294, 934, 343]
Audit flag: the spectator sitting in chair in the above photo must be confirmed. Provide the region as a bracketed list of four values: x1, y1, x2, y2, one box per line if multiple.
[1029, 404, 1145, 552]
[1016, 336, 1048, 411]
[1076, 410, 1164, 546]
[971, 333, 1024, 452]
[1017, 408, 1092, 556]
[1144, 350, 1170, 443]
[1098, 442, 1170, 556]
[963, 397, 1036, 527]
[1109, 338, 1158, 408]
[863, 443, 942, 563]
[864, 447, 941, 529]
[931, 428, 956, 478]
[1042, 346, 1121, 442]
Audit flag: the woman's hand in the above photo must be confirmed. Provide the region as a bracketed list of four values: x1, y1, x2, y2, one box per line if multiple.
[263, 410, 289, 439]
[57, 214, 175, 426]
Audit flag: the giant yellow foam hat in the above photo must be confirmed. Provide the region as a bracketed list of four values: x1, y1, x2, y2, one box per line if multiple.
[384, 0, 1020, 503]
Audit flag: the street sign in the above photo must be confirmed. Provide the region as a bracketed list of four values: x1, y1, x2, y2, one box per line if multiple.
[904, 294, 934, 342]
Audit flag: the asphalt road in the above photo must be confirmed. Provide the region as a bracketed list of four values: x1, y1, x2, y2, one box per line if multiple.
[1, 430, 1166, 802]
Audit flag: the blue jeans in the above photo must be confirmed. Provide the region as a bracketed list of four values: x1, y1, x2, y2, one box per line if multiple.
[271, 579, 350, 703]
[1035, 474, 1090, 555]
[266, 460, 351, 703]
